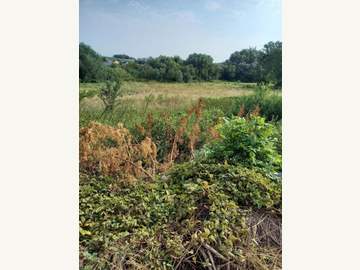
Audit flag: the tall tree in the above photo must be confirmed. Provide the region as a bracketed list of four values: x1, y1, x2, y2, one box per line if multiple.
[186, 53, 219, 81]
[260, 41, 282, 87]
[227, 48, 262, 82]
[79, 43, 107, 82]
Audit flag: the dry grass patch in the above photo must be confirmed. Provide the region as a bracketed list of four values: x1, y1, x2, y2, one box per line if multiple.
[120, 81, 253, 100]
[80, 81, 254, 112]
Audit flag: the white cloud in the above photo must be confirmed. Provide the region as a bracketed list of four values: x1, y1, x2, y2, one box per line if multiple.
[205, 1, 221, 11]
[171, 10, 199, 24]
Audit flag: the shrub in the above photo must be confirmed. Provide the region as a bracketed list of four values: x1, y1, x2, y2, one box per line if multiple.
[200, 116, 281, 175]
[109, 66, 134, 81]
[167, 162, 281, 208]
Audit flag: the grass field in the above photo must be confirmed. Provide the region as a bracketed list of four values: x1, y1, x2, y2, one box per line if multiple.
[81, 81, 255, 109]
[80, 81, 281, 127]
[80, 81, 256, 98]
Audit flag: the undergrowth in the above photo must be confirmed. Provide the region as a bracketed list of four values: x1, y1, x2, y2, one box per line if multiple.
[204, 89, 281, 121]
[80, 162, 281, 270]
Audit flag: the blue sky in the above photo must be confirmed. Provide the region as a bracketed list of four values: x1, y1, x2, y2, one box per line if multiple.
[80, 0, 281, 62]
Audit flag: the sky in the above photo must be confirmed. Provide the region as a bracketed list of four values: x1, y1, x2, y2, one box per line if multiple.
[80, 0, 281, 62]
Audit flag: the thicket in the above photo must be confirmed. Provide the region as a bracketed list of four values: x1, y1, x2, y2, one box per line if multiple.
[79, 41, 282, 87]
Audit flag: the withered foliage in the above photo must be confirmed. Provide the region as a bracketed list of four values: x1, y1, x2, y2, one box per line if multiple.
[208, 126, 221, 140]
[251, 104, 261, 117]
[80, 122, 157, 182]
[238, 104, 246, 117]
[237, 104, 262, 118]
[162, 98, 204, 170]
[80, 99, 269, 183]
[133, 99, 206, 172]
[80, 99, 205, 181]
[188, 98, 204, 158]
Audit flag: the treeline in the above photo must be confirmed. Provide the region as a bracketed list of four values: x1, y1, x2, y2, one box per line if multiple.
[80, 41, 282, 87]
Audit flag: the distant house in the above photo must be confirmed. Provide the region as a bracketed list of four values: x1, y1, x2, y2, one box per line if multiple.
[103, 58, 120, 66]
[118, 58, 135, 65]
[103, 57, 135, 66]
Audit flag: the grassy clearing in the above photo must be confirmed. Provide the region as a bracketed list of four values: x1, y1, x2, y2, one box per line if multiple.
[81, 81, 254, 111]
[80, 81, 256, 111]
[80, 81, 281, 128]
[81, 81, 274, 120]
[81, 81, 246, 126]
[80, 81, 256, 99]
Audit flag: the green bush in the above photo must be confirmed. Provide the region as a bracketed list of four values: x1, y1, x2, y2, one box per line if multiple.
[167, 162, 281, 208]
[200, 116, 281, 175]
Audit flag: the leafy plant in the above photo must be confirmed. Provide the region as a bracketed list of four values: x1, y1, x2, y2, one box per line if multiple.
[99, 79, 123, 115]
[80, 162, 281, 270]
[200, 116, 281, 175]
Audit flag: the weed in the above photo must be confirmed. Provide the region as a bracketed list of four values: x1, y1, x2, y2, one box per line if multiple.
[80, 122, 157, 182]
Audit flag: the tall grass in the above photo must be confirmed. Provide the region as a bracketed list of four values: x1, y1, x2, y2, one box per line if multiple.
[204, 90, 281, 121]
[80, 83, 282, 162]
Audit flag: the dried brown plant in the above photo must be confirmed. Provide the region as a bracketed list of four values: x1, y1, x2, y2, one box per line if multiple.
[188, 98, 204, 158]
[80, 122, 157, 182]
[145, 113, 153, 138]
[238, 104, 246, 117]
[251, 105, 261, 117]
[161, 98, 204, 170]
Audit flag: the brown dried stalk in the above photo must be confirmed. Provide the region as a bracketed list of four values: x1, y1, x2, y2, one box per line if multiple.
[188, 98, 204, 158]
[80, 122, 157, 181]
[238, 104, 246, 117]
[251, 105, 261, 117]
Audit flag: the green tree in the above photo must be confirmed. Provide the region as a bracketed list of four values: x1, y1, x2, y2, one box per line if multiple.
[113, 54, 133, 59]
[186, 53, 219, 81]
[99, 79, 123, 115]
[79, 43, 107, 82]
[220, 63, 236, 81]
[181, 65, 196, 82]
[227, 48, 262, 82]
[260, 41, 282, 87]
